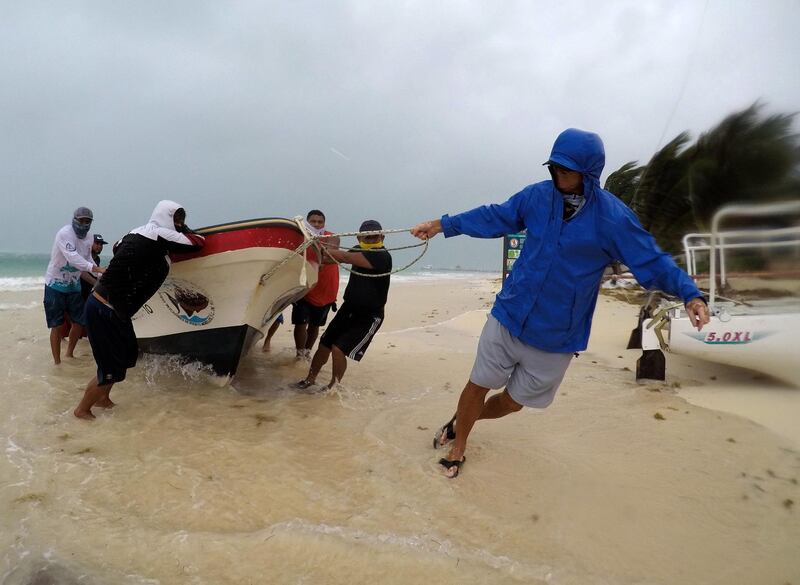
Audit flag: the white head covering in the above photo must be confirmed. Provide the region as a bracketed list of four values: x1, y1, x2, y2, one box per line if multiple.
[131, 200, 184, 241]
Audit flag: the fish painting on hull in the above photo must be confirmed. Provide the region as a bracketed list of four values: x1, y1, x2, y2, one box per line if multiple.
[158, 278, 215, 326]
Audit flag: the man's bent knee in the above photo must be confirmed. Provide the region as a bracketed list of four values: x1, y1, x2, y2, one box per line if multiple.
[465, 380, 490, 394]
[502, 390, 524, 412]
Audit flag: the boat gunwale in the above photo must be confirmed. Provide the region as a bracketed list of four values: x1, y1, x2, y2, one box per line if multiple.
[195, 217, 303, 236]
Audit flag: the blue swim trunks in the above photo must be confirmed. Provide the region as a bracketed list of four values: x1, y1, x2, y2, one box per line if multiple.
[43, 285, 86, 328]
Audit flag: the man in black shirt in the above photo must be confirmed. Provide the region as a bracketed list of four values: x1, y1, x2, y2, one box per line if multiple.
[295, 219, 391, 390]
[74, 200, 205, 420]
[79, 234, 108, 300]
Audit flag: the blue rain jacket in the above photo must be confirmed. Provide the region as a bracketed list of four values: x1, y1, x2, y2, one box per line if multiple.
[441, 128, 702, 353]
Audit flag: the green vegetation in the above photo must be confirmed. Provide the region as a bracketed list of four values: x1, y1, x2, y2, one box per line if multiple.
[604, 103, 800, 256]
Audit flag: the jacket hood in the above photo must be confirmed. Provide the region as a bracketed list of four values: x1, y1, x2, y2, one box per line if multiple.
[545, 128, 605, 181]
[148, 200, 184, 229]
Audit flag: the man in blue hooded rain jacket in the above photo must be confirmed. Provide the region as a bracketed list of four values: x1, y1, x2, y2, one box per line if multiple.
[411, 128, 710, 478]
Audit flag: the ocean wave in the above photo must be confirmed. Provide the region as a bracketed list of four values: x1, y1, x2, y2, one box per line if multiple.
[0, 277, 44, 292]
[0, 301, 39, 311]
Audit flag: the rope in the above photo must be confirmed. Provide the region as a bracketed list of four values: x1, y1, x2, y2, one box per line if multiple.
[325, 240, 427, 252]
[324, 238, 428, 278]
[259, 221, 428, 284]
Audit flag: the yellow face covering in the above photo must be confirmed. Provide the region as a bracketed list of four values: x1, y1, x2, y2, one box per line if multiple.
[358, 241, 384, 250]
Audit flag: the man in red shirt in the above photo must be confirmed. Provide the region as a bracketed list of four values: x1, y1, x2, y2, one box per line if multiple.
[292, 210, 340, 359]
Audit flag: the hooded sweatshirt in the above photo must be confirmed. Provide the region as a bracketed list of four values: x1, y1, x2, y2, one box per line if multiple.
[440, 128, 702, 354]
[95, 200, 205, 318]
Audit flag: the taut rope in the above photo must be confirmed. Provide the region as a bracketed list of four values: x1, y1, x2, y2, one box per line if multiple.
[259, 221, 428, 284]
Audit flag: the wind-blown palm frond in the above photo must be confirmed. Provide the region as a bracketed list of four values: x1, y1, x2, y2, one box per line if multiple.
[604, 161, 643, 205]
[629, 132, 691, 233]
[604, 102, 800, 254]
[686, 103, 799, 230]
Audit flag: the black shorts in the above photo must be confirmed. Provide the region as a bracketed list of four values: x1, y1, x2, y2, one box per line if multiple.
[84, 295, 139, 386]
[319, 304, 383, 362]
[291, 298, 333, 327]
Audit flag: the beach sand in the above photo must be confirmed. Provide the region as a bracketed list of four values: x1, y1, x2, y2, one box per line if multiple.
[0, 277, 798, 584]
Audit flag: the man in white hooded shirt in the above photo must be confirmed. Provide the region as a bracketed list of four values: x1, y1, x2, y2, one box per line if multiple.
[74, 200, 205, 420]
[44, 206, 106, 364]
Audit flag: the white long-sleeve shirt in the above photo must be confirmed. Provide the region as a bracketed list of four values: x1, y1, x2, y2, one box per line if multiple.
[45, 225, 95, 292]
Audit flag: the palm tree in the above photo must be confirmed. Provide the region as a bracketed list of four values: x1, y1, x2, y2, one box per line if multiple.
[603, 161, 643, 206]
[627, 132, 693, 253]
[685, 103, 799, 230]
[605, 103, 800, 254]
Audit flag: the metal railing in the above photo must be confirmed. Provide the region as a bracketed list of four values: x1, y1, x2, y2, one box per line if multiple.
[691, 200, 800, 307]
[683, 224, 800, 282]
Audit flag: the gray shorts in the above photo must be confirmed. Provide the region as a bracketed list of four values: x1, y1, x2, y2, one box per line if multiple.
[470, 314, 573, 408]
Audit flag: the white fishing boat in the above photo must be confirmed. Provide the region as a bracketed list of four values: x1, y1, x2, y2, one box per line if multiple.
[631, 200, 800, 387]
[131, 217, 319, 378]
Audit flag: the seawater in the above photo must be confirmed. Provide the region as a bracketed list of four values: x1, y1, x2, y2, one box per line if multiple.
[0, 253, 50, 278]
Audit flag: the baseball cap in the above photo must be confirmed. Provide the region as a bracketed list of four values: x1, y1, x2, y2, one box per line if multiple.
[542, 160, 579, 172]
[359, 219, 382, 232]
[73, 206, 94, 220]
[93, 234, 109, 245]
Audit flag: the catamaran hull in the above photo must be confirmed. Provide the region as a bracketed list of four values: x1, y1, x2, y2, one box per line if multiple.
[131, 220, 318, 378]
[635, 201, 800, 388]
[668, 312, 800, 387]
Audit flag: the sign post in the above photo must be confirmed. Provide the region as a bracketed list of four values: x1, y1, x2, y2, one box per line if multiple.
[503, 232, 526, 279]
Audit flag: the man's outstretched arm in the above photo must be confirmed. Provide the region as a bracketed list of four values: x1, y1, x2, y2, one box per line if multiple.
[606, 208, 710, 331]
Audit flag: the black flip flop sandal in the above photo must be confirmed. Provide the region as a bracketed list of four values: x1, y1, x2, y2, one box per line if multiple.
[432, 414, 457, 449]
[438, 456, 466, 478]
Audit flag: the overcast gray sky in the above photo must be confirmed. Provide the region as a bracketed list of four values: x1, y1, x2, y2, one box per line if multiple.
[2, 0, 798, 269]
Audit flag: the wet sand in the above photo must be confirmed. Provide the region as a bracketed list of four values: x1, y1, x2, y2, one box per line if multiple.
[0, 278, 798, 584]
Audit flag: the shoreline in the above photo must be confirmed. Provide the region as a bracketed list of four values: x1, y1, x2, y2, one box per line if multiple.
[2, 276, 796, 448]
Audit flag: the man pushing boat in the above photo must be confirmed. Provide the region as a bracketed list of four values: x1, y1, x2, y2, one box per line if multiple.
[74, 201, 205, 420]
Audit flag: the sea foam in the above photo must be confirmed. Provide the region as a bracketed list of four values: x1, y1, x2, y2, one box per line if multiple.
[0, 277, 44, 292]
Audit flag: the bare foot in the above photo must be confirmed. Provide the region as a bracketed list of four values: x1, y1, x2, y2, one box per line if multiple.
[73, 409, 96, 420]
[96, 399, 116, 409]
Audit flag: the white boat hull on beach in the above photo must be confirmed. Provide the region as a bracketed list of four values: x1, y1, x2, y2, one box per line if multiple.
[634, 201, 800, 387]
[643, 305, 800, 387]
[131, 218, 318, 378]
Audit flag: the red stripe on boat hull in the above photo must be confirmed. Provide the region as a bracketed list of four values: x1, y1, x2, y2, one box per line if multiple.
[171, 225, 319, 263]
